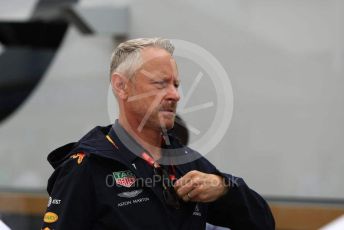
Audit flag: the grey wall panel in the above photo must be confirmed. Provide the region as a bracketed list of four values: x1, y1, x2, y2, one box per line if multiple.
[128, 0, 344, 199]
[0, 27, 114, 189]
[0, 0, 39, 21]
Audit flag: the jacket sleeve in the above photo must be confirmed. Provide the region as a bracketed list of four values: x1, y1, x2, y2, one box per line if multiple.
[41, 154, 96, 230]
[206, 173, 275, 230]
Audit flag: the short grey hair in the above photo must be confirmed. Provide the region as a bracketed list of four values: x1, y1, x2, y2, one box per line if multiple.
[109, 37, 174, 80]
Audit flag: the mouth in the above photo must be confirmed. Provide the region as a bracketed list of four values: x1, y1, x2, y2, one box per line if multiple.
[159, 108, 176, 116]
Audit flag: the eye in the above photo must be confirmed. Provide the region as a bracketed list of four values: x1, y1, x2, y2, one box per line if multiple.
[154, 80, 167, 88]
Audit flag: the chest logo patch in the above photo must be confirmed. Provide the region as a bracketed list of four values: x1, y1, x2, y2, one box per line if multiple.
[70, 152, 85, 164]
[113, 170, 136, 187]
[117, 189, 143, 198]
[43, 212, 58, 223]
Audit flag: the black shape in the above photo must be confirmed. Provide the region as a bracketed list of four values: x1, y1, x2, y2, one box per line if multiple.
[0, 213, 43, 230]
[35, 0, 79, 7]
[0, 21, 67, 48]
[0, 21, 68, 122]
[0, 47, 55, 122]
[170, 115, 189, 145]
[0, 17, 68, 124]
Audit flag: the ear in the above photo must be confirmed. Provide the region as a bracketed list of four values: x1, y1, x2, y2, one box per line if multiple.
[111, 73, 128, 100]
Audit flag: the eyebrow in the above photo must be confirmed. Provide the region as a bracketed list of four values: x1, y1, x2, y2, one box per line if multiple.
[164, 75, 180, 85]
[141, 69, 179, 84]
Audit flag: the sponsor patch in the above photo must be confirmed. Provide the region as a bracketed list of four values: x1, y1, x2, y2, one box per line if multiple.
[113, 170, 136, 187]
[117, 197, 150, 207]
[70, 152, 85, 164]
[47, 197, 61, 207]
[117, 189, 143, 198]
[47, 197, 52, 207]
[193, 204, 202, 216]
[44, 212, 58, 223]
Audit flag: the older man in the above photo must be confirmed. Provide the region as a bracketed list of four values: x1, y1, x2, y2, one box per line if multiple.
[42, 38, 275, 230]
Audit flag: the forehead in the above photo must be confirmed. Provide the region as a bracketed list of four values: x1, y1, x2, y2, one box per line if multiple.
[139, 47, 178, 76]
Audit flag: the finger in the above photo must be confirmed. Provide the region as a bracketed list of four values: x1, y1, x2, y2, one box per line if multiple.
[175, 172, 205, 192]
[187, 184, 207, 202]
[174, 177, 191, 190]
[174, 170, 199, 189]
[182, 191, 193, 202]
[190, 182, 221, 203]
[175, 180, 195, 198]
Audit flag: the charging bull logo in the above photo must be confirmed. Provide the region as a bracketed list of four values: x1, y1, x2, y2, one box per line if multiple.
[70, 152, 85, 164]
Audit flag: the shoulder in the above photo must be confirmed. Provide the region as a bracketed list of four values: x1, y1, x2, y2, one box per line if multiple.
[49, 152, 91, 182]
[52, 150, 115, 177]
[47, 152, 94, 191]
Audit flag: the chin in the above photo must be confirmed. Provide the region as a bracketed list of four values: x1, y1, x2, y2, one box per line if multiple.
[158, 118, 175, 131]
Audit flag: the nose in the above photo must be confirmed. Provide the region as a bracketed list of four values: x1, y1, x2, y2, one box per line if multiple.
[166, 84, 180, 102]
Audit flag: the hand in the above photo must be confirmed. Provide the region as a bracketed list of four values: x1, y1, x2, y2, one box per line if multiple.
[174, 170, 229, 203]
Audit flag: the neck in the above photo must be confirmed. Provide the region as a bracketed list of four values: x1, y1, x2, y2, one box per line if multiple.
[118, 115, 162, 160]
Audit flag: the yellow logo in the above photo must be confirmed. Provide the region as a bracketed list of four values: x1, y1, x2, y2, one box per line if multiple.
[42, 227, 51, 230]
[43, 212, 58, 223]
[70, 152, 85, 164]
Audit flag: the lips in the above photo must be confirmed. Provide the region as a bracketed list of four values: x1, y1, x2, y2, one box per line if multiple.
[162, 108, 175, 112]
[160, 107, 176, 113]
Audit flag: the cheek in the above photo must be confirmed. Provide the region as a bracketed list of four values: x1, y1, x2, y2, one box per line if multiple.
[128, 98, 156, 115]
[127, 86, 164, 114]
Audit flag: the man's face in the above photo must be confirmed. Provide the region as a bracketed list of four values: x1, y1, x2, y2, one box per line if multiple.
[125, 47, 180, 132]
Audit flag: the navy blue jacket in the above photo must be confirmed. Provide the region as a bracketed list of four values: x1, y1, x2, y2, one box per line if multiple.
[42, 125, 275, 230]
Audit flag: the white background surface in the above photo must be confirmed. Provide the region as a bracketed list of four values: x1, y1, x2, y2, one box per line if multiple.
[0, 0, 38, 21]
[0, 220, 11, 230]
[0, 0, 343, 199]
[320, 215, 344, 230]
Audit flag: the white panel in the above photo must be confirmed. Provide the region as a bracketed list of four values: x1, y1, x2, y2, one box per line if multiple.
[320, 215, 344, 230]
[0, 220, 11, 230]
[0, 0, 38, 21]
[74, 6, 129, 35]
[0, 0, 344, 200]
[129, 0, 344, 199]
[79, 0, 129, 7]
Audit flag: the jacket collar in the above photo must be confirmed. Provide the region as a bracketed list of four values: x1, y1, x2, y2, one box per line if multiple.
[48, 122, 197, 170]
[109, 120, 191, 166]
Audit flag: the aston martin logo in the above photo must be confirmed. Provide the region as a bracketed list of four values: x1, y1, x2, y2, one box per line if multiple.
[117, 189, 143, 198]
